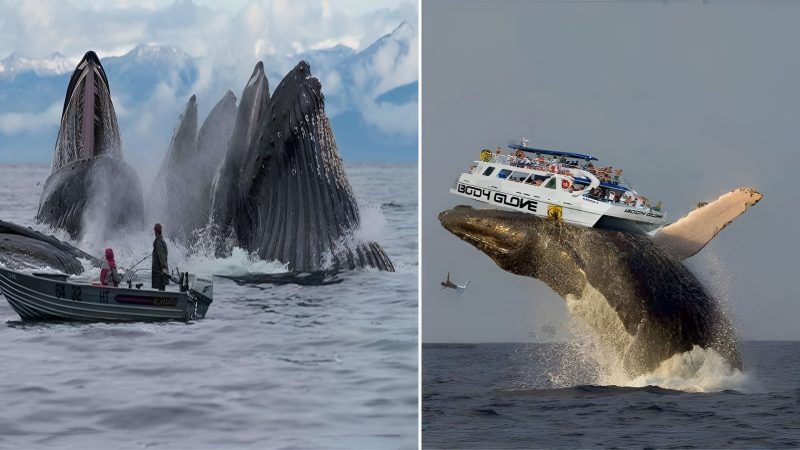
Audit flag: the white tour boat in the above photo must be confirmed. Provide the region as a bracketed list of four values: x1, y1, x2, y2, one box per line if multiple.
[450, 143, 667, 233]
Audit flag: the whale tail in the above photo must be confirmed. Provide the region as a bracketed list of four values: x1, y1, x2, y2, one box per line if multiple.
[652, 187, 762, 260]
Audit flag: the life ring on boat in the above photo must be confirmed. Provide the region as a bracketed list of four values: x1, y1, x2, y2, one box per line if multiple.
[547, 204, 563, 221]
[561, 179, 571, 189]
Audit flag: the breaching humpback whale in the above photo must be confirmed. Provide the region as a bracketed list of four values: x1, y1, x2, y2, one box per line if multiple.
[210, 61, 394, 272]
[0, 220, 99, 275]
[151, 91, 237, 243]
[36, 51, 144, 239]
[439, 188, 762, 376]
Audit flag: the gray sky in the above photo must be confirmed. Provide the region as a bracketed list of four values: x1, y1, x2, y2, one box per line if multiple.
[422, 0, 800, 342]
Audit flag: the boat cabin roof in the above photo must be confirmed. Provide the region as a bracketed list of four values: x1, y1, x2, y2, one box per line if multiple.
[508, 144, 599, 161]
[600, 181, 630, 191]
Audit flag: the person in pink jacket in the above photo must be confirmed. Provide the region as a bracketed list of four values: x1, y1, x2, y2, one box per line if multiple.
[100, 248, 121, 287]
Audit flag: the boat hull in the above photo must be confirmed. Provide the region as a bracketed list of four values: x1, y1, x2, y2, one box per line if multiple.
[0, 267, 211, 322]
[451, 163, 666, 233]
[451, 180, 605, 228]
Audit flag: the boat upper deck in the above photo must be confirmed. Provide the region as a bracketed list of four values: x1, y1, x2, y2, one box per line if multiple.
[470, 145, 664, 212]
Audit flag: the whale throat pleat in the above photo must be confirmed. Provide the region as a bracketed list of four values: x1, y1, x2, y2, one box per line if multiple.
[212, 61, 393, 272]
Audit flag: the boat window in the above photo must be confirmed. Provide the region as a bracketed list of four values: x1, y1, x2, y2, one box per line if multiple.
[482, 166, 495, 176]
[497, 169, 512, 179]
[509, 171, 529, 182]
[544, 177, 556, 189]
[531, 175, 548, 186]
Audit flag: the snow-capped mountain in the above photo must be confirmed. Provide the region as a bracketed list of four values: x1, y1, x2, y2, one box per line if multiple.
[0, 23, 418, 164]
[0, 52, 72, 78]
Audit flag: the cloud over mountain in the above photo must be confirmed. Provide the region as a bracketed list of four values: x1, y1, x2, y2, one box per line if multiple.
[0, 0, 417, 165]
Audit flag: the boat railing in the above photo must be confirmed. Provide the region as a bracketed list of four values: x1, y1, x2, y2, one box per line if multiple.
[492, 154, 581, 176]
[586, 193, 659, 213]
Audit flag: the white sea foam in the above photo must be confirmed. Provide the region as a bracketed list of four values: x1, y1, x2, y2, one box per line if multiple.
[623, 345, 757, 393]
[181, 246, 288, 276]
[69, 225, 289, 280]
[354, 201, 388, 244]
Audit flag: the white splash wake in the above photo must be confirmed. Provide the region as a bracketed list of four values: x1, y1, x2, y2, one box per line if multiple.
[558, 276, 757, 393]
[622, 345, 756, 393]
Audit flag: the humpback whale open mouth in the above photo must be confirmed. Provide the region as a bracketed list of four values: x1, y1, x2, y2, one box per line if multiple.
[208, 61, 394, 272]
[438, 189, 761, 377]
[36, 51, 144, 239]
[55, 50, 120, 168]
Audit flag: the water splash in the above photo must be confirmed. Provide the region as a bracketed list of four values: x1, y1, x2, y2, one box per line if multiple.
[354, 201, 388, 244]
[624, 345, 756, 393]
[556, 276, 756, 393]
[182, 247, 288, 277]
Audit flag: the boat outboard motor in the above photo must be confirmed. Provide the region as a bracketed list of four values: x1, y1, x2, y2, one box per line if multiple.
[178, 272, 189, 292]
[187, 275, 213, 319]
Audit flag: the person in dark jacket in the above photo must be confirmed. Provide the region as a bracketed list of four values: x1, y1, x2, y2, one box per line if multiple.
[152, 223, 169, 290]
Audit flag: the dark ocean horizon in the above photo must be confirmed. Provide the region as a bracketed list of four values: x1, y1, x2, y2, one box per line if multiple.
[423, 341, 800, 449]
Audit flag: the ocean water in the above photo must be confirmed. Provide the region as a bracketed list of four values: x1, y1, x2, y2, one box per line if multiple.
[423, 341, 800, 449]
[0, 164, 418, 449]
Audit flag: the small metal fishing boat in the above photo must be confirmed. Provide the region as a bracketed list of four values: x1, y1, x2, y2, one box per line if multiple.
[0, 267, 213, 322]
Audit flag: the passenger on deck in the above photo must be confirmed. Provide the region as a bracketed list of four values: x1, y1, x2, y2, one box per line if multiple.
[152, 223, 169, 291]
[100, 248, 121, 287]
[614, 168, 623, 183]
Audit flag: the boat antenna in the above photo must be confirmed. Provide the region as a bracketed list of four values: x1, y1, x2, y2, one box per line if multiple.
[622, 176, 635, 192]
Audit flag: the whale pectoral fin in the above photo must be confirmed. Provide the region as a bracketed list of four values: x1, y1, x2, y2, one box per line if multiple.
[652, 187, 762, 260]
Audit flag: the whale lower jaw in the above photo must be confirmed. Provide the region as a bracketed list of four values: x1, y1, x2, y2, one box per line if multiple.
[36, 155, 144, 239]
